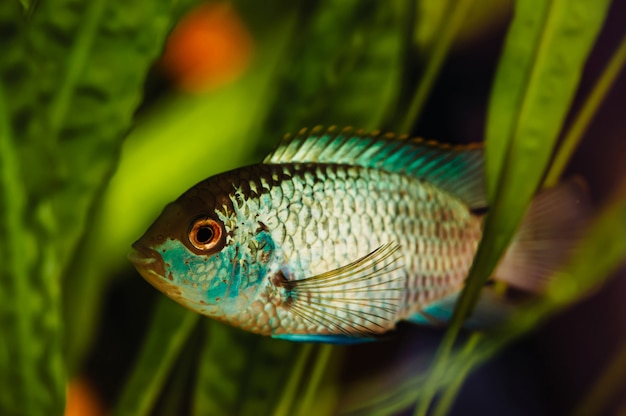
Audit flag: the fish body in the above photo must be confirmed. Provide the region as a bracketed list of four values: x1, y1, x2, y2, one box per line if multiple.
[130, 127, 583, 343]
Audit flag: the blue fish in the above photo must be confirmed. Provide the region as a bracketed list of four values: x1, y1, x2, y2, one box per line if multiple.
[129, 126, 587, 343]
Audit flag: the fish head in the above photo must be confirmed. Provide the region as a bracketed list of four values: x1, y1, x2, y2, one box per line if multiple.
[129, 178, 268, 319]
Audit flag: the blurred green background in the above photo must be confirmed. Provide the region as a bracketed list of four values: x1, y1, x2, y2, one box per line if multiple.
[1, 0, 626, 415]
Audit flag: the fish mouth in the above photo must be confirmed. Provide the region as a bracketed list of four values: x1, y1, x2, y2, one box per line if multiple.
[128, 242, 167, 281]
[129, 241, 189, 303]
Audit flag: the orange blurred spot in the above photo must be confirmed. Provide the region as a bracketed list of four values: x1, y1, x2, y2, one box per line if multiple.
[65, 377, 104, 416]
[161, 1, 254, 93]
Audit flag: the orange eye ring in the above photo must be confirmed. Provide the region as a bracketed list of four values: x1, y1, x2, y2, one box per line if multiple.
[188, 217, 222, 251]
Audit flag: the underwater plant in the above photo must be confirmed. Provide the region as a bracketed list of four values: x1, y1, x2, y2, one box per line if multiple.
[1, 0, 625, 415]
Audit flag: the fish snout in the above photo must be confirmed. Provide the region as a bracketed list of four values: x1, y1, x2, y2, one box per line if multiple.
[128, 242, 167, 279]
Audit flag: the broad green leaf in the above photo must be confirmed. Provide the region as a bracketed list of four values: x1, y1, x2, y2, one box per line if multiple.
[260, 0, 406, 148]
[27, 0, 176, 270]
[113, 298, 198, 416]
[64, 4, 299, 372]
[1, 0, 181, 413]
[0, 2, 42, 414]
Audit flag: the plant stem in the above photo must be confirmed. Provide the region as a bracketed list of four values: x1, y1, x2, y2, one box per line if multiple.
[272, 343, 313, 416]
[432, 333, 483, 416]
[400, 0, 476, 133]
[573, 342, 626, 416]
[545, 30, 626, 187]
[296, 344, 334, 415]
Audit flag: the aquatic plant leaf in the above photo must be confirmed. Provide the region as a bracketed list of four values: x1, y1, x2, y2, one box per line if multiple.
[0, 2, 43, 414]
[574, 340, 626, 416]
[416, 1, 611, 414]
[27, 0, 176, 269]
[342, 180, 626, 414]
[63, 3, 300, 372]
[0, 0, 180, 413]
[259, 0, 405, 150]
[400, 0, 476, 132]
[545, 31, 626, 186]
[113, 299, 198, 416]
[485, 0, 611, 199]
[192, 322, 301, 416]
[453, 0, 611, 350]
[445, 181, 626, 413]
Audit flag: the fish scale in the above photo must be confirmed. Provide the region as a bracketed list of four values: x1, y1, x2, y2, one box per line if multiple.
[197, 162, 482, 335]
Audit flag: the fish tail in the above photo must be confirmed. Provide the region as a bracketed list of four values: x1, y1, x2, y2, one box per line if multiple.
[493, 178, 591, 293]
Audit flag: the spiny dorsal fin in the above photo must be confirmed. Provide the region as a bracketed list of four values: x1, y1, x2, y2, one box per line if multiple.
[264, 126, 486, 209]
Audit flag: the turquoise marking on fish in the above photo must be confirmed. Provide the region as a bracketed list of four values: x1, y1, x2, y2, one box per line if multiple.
[129, 126, 588, 343]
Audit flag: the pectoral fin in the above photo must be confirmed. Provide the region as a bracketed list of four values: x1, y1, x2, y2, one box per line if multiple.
[278, 242, 405, 338]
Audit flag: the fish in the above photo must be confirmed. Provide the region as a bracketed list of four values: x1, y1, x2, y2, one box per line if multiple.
[129, 126, 587, 344]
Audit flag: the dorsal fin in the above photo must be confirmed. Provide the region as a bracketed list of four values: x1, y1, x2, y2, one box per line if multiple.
[264, 126, 486, 209]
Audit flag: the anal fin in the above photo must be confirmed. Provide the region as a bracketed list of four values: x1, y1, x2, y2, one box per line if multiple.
[406, 288, 514, 330]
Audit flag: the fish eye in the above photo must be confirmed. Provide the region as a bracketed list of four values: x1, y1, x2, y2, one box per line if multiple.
[188, 217, 222, 251]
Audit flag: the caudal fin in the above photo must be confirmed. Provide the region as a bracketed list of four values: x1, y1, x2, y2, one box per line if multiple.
[494, 179, 591, 293]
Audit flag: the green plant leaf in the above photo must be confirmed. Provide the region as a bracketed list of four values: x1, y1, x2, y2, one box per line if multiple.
[62, 2, 301, 372]
[1, 0, 181, 413]
[0, 2, 42, 414]
[27, 0, 176, 269]
[113, 298, 198, 416]
[400, 0, 476, 133]
[192, 322, 303, 416]
[259, 0, 406, 149]
[485, 0, 611, 199]
[545, 30, 626, 186]
[574, 341, 626, 416]
[341, 178, 626, 415]
[415, 1, 611, 414]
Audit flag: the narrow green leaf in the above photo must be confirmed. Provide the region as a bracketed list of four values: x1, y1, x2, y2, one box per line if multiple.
[431, 333, 483, 416]
[154, 332, 202, 416]
[191, 322, 303, 416]
[457, 180, 626, 396]
[344, 178, 626, 415]
[416, 1, 611, 414]
[113, 299, 198, 416]
[486, 0, 610, 199]
[295, 344, 335, 416]
[273, 344, 314, 416]
[545, 30, 626, 186]
[400, 0, 475, 133]
[574, 342, 626, 416]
